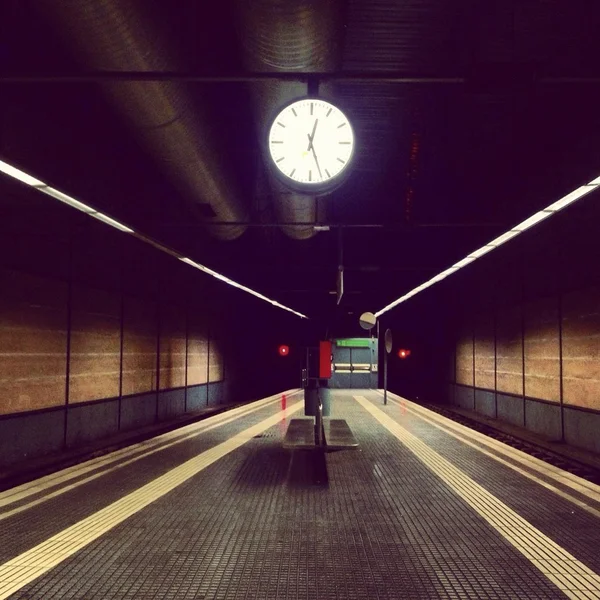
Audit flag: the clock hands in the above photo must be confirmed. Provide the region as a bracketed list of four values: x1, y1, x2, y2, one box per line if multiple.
[307, 118, 319, 151]
[307, 133, 323, 180]
[306, 119, 323, 180]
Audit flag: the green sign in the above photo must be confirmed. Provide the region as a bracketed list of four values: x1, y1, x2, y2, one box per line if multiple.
[336, 338, 371, 348]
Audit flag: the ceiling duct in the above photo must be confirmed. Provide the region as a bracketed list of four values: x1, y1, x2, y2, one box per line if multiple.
[237, 0, 344, 239]
[43, 0, 247, 240]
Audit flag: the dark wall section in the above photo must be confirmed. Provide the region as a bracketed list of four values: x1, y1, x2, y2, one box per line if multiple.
[383, 188, 600, 455]
[378, 285, 455, 406]
[0, 190, 303, 469]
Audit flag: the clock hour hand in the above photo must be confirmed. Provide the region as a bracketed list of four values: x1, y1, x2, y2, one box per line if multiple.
[307, 119, 319, 151]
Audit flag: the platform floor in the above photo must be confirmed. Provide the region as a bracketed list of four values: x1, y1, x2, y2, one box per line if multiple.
[1, 389, 600, 600]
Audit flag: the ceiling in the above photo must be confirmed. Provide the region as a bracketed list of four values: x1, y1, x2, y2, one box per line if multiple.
[1, 0, 600, 331]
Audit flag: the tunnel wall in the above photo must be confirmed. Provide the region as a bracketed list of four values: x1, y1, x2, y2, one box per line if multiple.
[445, 194, 600, 455]
[0, 194, 302, 470]
[384, 189, 600, 455]
[449, 283, 600, 453]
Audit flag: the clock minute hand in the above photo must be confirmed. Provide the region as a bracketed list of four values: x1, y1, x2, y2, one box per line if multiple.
[309, 140, 323, 180]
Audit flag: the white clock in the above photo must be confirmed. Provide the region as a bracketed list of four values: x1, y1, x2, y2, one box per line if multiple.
[267, 98, 354, 190]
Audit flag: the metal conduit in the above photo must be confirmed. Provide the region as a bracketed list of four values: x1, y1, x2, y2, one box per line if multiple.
[42, 0, 248, 240]
[237, 0, 344, 239]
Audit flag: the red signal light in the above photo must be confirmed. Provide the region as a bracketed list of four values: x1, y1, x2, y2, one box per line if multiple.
[398, 349, 411, 359]
[278, 345, 290, 357]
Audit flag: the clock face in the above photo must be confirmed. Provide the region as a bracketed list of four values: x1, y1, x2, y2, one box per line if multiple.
[268, 98, 354, 186]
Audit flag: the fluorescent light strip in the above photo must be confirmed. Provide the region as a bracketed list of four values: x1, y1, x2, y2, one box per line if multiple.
[375, 176, 600, 317]
[0, 157, 308, 320]
[510, 210, 552, 232]
[0, 159, 45, 187]
[452, 256, 477, 269]
[38, 186, 97, 214]
[487, 229, 519, 247]
[91, 212, 134, 233]
[544, 185, 596, 212]
[468, 245, 495, 258]
[179, 257, 307, 319]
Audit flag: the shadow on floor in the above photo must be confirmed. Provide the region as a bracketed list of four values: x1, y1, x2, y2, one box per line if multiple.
[234, 443, 292, 488]
[234, 443, 330, 489]
[287, 449, 329, 488]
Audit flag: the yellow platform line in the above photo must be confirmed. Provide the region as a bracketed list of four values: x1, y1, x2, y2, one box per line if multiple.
[379, 393, 600, 519]
[0, 398, 303, 600]
[0, 389, 297, 506]
[378, 389, 600, 504]
[355, 395, 600, 600]
[0, 390, 300, 517]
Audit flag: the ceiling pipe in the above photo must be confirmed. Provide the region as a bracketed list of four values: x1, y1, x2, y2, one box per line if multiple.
[42, 0, 247, 240]
[236, 0, 344, 239]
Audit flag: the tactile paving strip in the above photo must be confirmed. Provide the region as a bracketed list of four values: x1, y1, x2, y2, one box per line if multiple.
[375, 393, 600, 574]
[0, 394, 296, 564]
[356, 394, 600, 599]
[4, 391, 584, 599]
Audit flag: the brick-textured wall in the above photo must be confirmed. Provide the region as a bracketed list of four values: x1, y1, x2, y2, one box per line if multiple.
[69, 285, 121, 403]
[456, 331, 473, 386]
[454, 288, 600, 412]
[122, 297, 158, 397]
[524, 298, 560, 403]
[474, 316, 494, 390]
[0, 271, 68, 414]
[496, 306, 523, 397]
[187, 317, 209, 386]
[159, 306, 187, 391]
[0, 267, 224, 416]
[562, 285, 600, 409]
[209, 336, 224, 383]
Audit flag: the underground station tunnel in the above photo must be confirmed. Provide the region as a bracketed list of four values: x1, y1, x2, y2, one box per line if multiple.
[1, 2, 600, 599]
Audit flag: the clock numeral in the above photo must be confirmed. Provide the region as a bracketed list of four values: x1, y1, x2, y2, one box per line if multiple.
[271, 141, 283, 144]
[309, 170, 312, 182]
[337, 123, 347, 129]
[325, 169, 331, 178]
[277, 121, 286, 128]
[290, 168, 296, 178]
[310, 102, 314, 115]
[292, 108, 297, 117]
[326, 108, 333, 117]
[276, 157, 285, 163]
[337, 158, 346, 164]
[339, 141, 351, 145]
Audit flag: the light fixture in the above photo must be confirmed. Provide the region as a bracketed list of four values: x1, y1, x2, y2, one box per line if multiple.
[428, 272, 451, 284]
[374, 175, 600, 317]
[178, 258, 307, 318]
[91, 212, 134, 232]
[410, 282, 434, 295]
[39, 187, 97, 214]
[509, 210, 552, 232]
[544, 185, 596, 212]
[487, 229, 520, 247]
[452, 256, 477, 269]
[468, 245, 495, 258]
[0, 159, 45, 187]
[0, 157, 308, 320]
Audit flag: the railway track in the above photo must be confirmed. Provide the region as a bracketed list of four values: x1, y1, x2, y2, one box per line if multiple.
[423, 403, 600, 486]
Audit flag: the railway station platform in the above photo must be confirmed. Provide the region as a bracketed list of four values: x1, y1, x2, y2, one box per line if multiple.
[1, 389, 599, 600]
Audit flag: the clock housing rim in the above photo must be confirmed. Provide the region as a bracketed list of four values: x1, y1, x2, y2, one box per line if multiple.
[264, 95, 356, 194]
